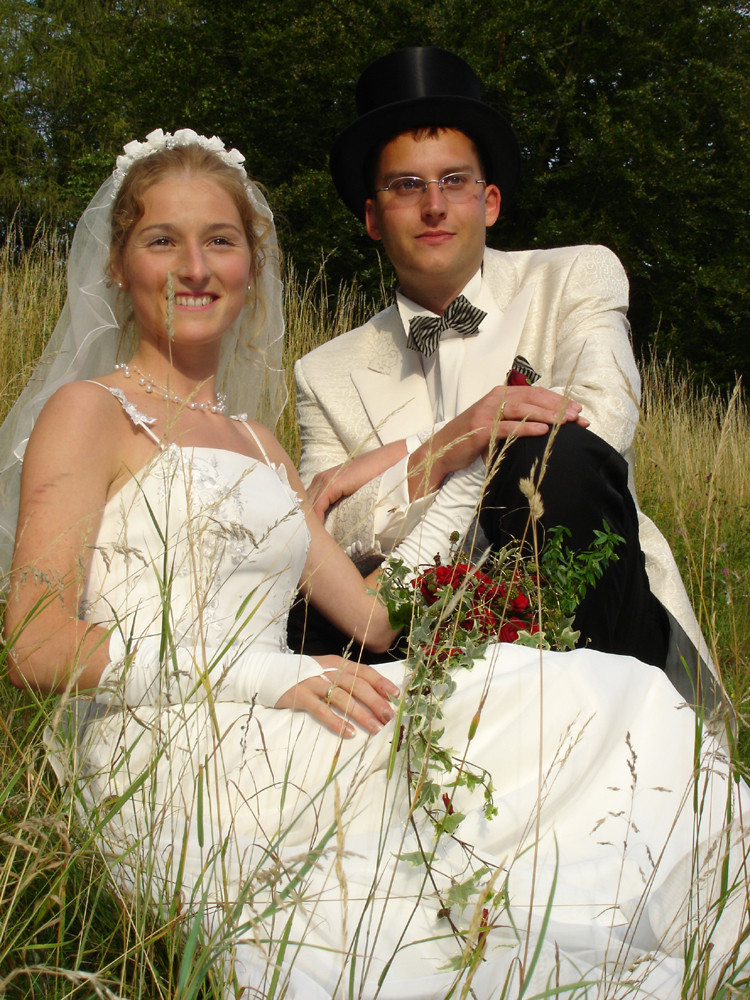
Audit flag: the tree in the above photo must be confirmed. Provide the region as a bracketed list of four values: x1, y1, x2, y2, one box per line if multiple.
[467, 0, 750, 382]
[2, 0, 748, 382]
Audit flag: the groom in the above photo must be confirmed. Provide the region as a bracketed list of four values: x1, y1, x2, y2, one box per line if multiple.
[292, 46, 717, 706]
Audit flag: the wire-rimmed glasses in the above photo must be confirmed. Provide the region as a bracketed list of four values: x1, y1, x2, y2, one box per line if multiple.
[376, 172, 487, 203]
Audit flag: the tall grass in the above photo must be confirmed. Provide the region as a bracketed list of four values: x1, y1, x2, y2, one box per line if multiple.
[0, 683, 226, 998]
[634, 356, 750, 748]
[0, 226, 68, 418]
[0, 229, 748, 997]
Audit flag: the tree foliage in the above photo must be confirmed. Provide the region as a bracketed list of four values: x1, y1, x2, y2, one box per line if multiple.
[2, 0, 748, 382]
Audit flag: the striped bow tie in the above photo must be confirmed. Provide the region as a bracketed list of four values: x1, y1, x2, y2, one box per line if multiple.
[407, 295, 487, 357]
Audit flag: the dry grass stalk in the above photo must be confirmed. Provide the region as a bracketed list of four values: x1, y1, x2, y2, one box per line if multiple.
[1, 237, 749, 997]
[635, 354, 749, 735]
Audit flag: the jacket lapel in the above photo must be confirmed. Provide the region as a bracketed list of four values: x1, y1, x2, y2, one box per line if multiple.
[350, 309, 434, 444]
[482, 247, 555, 386]
[457, 281, 536, 410]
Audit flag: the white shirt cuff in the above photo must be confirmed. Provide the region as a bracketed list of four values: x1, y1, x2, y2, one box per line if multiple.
[372, 454, 434, 553]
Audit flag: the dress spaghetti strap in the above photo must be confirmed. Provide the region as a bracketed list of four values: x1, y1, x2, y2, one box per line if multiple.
[88, 382, 272, 464]
[232, 417, 272, 466]
[86, 381, 163, 447]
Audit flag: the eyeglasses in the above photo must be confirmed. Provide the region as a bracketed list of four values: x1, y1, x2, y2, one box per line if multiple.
[376, 172, 487, 203]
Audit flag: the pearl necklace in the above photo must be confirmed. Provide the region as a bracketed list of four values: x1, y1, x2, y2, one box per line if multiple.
[115, 363, 227, 414]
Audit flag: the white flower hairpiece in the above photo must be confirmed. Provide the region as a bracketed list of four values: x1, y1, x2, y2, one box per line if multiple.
[112, 128, 247, 192]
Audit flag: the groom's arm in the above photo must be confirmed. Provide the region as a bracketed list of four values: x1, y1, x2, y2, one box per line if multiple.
[295, 364, 583, 571]
[516, 244, 640, 455]
[295, 355, 499, 572]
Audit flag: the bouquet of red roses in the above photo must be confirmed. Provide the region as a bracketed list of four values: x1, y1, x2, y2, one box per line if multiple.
[381, 527, 604, 671]
[379, 525, 622, 826]
[412, 558, 542, 651]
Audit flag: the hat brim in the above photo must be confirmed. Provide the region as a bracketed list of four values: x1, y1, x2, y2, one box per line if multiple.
[330, 96, 521, 221]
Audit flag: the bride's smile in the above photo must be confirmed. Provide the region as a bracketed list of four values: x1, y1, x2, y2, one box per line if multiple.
[112, 174, 252, 355]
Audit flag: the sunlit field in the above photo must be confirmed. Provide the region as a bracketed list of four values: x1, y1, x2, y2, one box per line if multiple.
[1, 230, 748, 998]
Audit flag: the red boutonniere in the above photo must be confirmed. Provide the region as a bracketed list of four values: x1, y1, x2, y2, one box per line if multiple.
[507, 369, 530, 387]
[506, 354, 540, 387]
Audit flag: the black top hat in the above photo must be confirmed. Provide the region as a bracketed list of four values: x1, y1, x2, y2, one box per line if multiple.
[330, 46, 521, 221]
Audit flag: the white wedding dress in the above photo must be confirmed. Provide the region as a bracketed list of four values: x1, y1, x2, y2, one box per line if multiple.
[62, 429, 749, 999]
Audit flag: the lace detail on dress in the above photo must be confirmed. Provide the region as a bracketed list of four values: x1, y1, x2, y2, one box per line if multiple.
[106, 387, 157, 430]
[87, 382, 162, 446]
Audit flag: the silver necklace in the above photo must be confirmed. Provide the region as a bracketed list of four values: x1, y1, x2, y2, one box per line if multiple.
[115, 363, 227, 414]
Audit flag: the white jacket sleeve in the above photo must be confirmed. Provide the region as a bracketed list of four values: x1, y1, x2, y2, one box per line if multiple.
[295, 353, 441, 565]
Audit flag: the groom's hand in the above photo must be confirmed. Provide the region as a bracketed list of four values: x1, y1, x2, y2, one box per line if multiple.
[407, 384, 588, 501]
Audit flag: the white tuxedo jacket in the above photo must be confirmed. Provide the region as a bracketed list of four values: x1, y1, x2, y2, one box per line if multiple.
[295, 244, 712, 679]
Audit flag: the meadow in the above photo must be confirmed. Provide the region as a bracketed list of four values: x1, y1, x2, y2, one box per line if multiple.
[0, 230, 748, 998]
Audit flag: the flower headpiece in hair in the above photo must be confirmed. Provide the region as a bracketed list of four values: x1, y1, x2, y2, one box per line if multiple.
[112, 128, 247, 192]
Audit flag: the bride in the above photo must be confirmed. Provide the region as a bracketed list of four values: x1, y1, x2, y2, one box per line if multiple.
[2, 129, 748, 999]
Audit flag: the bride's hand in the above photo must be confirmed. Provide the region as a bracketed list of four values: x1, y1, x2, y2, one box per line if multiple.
[275, 656, 400, 738]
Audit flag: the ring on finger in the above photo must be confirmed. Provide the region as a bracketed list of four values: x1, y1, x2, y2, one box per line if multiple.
[324, 683, 337, 706]
[500, 402, 506, 421]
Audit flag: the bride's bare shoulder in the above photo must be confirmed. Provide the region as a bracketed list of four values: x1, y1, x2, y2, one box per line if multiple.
[235, 417, 290, 462]
[43, 377, 120, 412]
[29, 379, 130, 454]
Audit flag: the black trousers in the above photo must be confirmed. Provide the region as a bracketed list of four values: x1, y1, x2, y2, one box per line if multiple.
[288, 424, 670, 669]
[478, 423, 669, 668]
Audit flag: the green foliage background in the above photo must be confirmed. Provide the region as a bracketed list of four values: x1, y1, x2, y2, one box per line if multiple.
[2, 0, 749, 383]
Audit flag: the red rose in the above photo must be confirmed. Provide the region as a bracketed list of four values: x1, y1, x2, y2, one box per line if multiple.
[469, 569, 493, 596]
[511, 591, 530, 614]
[499, 621, 520, 643]
[422, 642, 464, 663]
[484, 583, 507, 603]
[448, 564, 471, 591]
[472, 567, 492, 583]
[414, 567, 446, 604]
[461, 607, 498, 634]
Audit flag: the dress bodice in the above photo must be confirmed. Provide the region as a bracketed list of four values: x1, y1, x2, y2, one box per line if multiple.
[82, 445, 311, 654]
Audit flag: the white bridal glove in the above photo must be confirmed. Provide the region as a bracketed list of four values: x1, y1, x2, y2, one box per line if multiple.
[99, 632, 324, 709]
